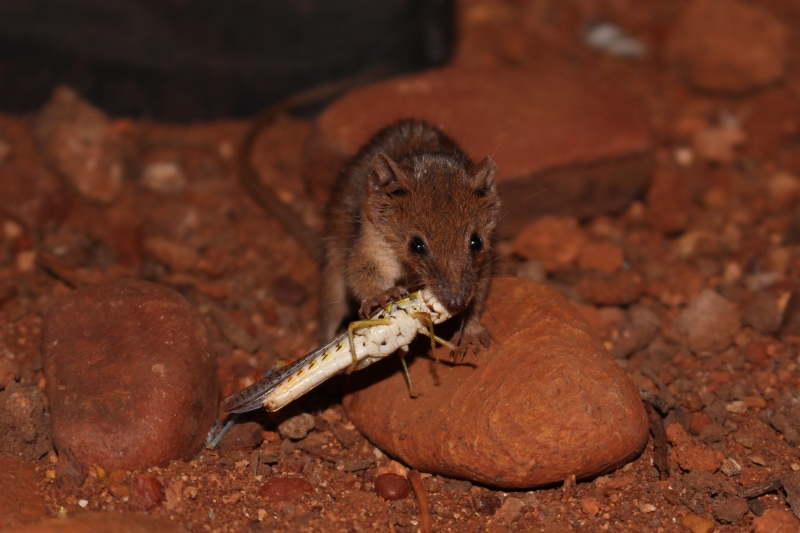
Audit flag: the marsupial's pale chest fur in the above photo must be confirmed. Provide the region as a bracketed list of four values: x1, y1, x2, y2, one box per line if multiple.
[319, 119, 500, 352]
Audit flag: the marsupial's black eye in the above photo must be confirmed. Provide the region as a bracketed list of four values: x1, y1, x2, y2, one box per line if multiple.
[409, 236, 427, 256]
[469, 233, 483, 253]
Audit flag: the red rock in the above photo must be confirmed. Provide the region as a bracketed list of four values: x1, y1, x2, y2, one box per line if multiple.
[34, 86, 127, 204]
[42, 279, 218, 470]
[512, 216, 585, 272]
[665, 0, 787, 93]
[3, 512, 187, 533]
[258, 477, 313, 503]
[0, 456, 48, 529]
[581, 496, 601, 516]
[0, 382, 52, 461]
[128, 474, 164, 512]
[307, 65, 652, 235]
[646, 169, 691, 234]
[577, 241, 624, 273]
[689, 413, 713, 436]
[665, 424, 721, 473]
[672, 290, 741, 354]
[753, 509, 800, 533]
[343, 277, 648, 489]
[374, 473, 412, 501]
[575, 271, 643, 306]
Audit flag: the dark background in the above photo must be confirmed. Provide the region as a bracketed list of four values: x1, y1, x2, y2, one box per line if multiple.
[0, 0, 455, 120]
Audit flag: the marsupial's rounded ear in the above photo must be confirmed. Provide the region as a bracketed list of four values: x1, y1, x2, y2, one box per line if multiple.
[368, 153, 410, 195]
[365, 153, 409, 223]
[469, 156, 498, 197]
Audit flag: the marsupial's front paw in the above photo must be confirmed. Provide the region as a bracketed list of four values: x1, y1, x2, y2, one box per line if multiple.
[359, 286, 408, 319]
[450, 321, 492, 361]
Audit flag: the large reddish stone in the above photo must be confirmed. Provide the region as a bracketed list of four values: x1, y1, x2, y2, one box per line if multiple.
[42, 279, 218, 470]
[306, 65, 652, 235]
[3, 512, 187, 533]
[343, 277, 648, 489]
[0, 456, 49, 529]
[665, 0, 786, 93]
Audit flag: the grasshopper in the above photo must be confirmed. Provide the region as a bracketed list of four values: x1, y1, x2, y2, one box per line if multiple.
[221, 289, 455, 413]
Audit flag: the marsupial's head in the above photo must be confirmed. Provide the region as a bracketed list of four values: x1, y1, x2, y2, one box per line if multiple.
[364, 150, 500, 315]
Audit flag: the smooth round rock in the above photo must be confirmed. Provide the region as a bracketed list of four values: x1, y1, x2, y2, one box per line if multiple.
[42, 279, 218, 470]
[343, 277, 648, 489]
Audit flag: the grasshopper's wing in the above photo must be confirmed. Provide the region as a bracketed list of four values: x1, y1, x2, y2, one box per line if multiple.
[221, 333, 347, 413]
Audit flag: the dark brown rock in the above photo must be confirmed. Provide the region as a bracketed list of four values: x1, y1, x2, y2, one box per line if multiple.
[257, 477, 314, 503]
[713, 495, 749, 524]
[743, 291, 783, 334]
[218, 421, 264, 452]
[308, 65, 652, 236]
[0, 456, 49, 529]
[42, 279, 218, 470]
[0, 382, 52, 461]
[665, 0, 786, 93]
[277, 413, 316, 441]
[343, 277, 649, 489]
[374, 473, 412, 501]
[3, 512, 187, 533]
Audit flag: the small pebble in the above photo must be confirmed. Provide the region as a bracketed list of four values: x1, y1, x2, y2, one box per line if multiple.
[748, 498, 766, 516]
[218, 422, 264, 451]
[78, 499, 88, 508]
[749, 455, 767, 466]
[128, 474, 164, 511]
[672, 290, 741, 354]
[726, 401, 748, 414]
[472, 492, 502, 515]
[257, 477, 313, 503]
[640, 502, 656, 513]
[713, 496, 749, 524]
[681, 513, 715, 533]
[141, 161, 187, 194]
[581, 496, 601, 516]
[374, 473, 411, 501]
[278, 413, 315, 440]
[734, 433, 755, 448]
[720, 457, 742, 477]
[495, 497, 525, 524]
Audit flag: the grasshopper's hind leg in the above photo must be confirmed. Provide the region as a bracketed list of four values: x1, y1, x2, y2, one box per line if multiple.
[399, 352, 419, 398]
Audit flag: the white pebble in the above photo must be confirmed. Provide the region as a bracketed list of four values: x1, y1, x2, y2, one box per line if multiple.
[78, 499, 89, 508]
[141, 161, 186, 194]
[726, 401, 748, 414]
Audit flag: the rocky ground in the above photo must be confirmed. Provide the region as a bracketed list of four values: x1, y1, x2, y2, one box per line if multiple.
[3, 0, 800, 532]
